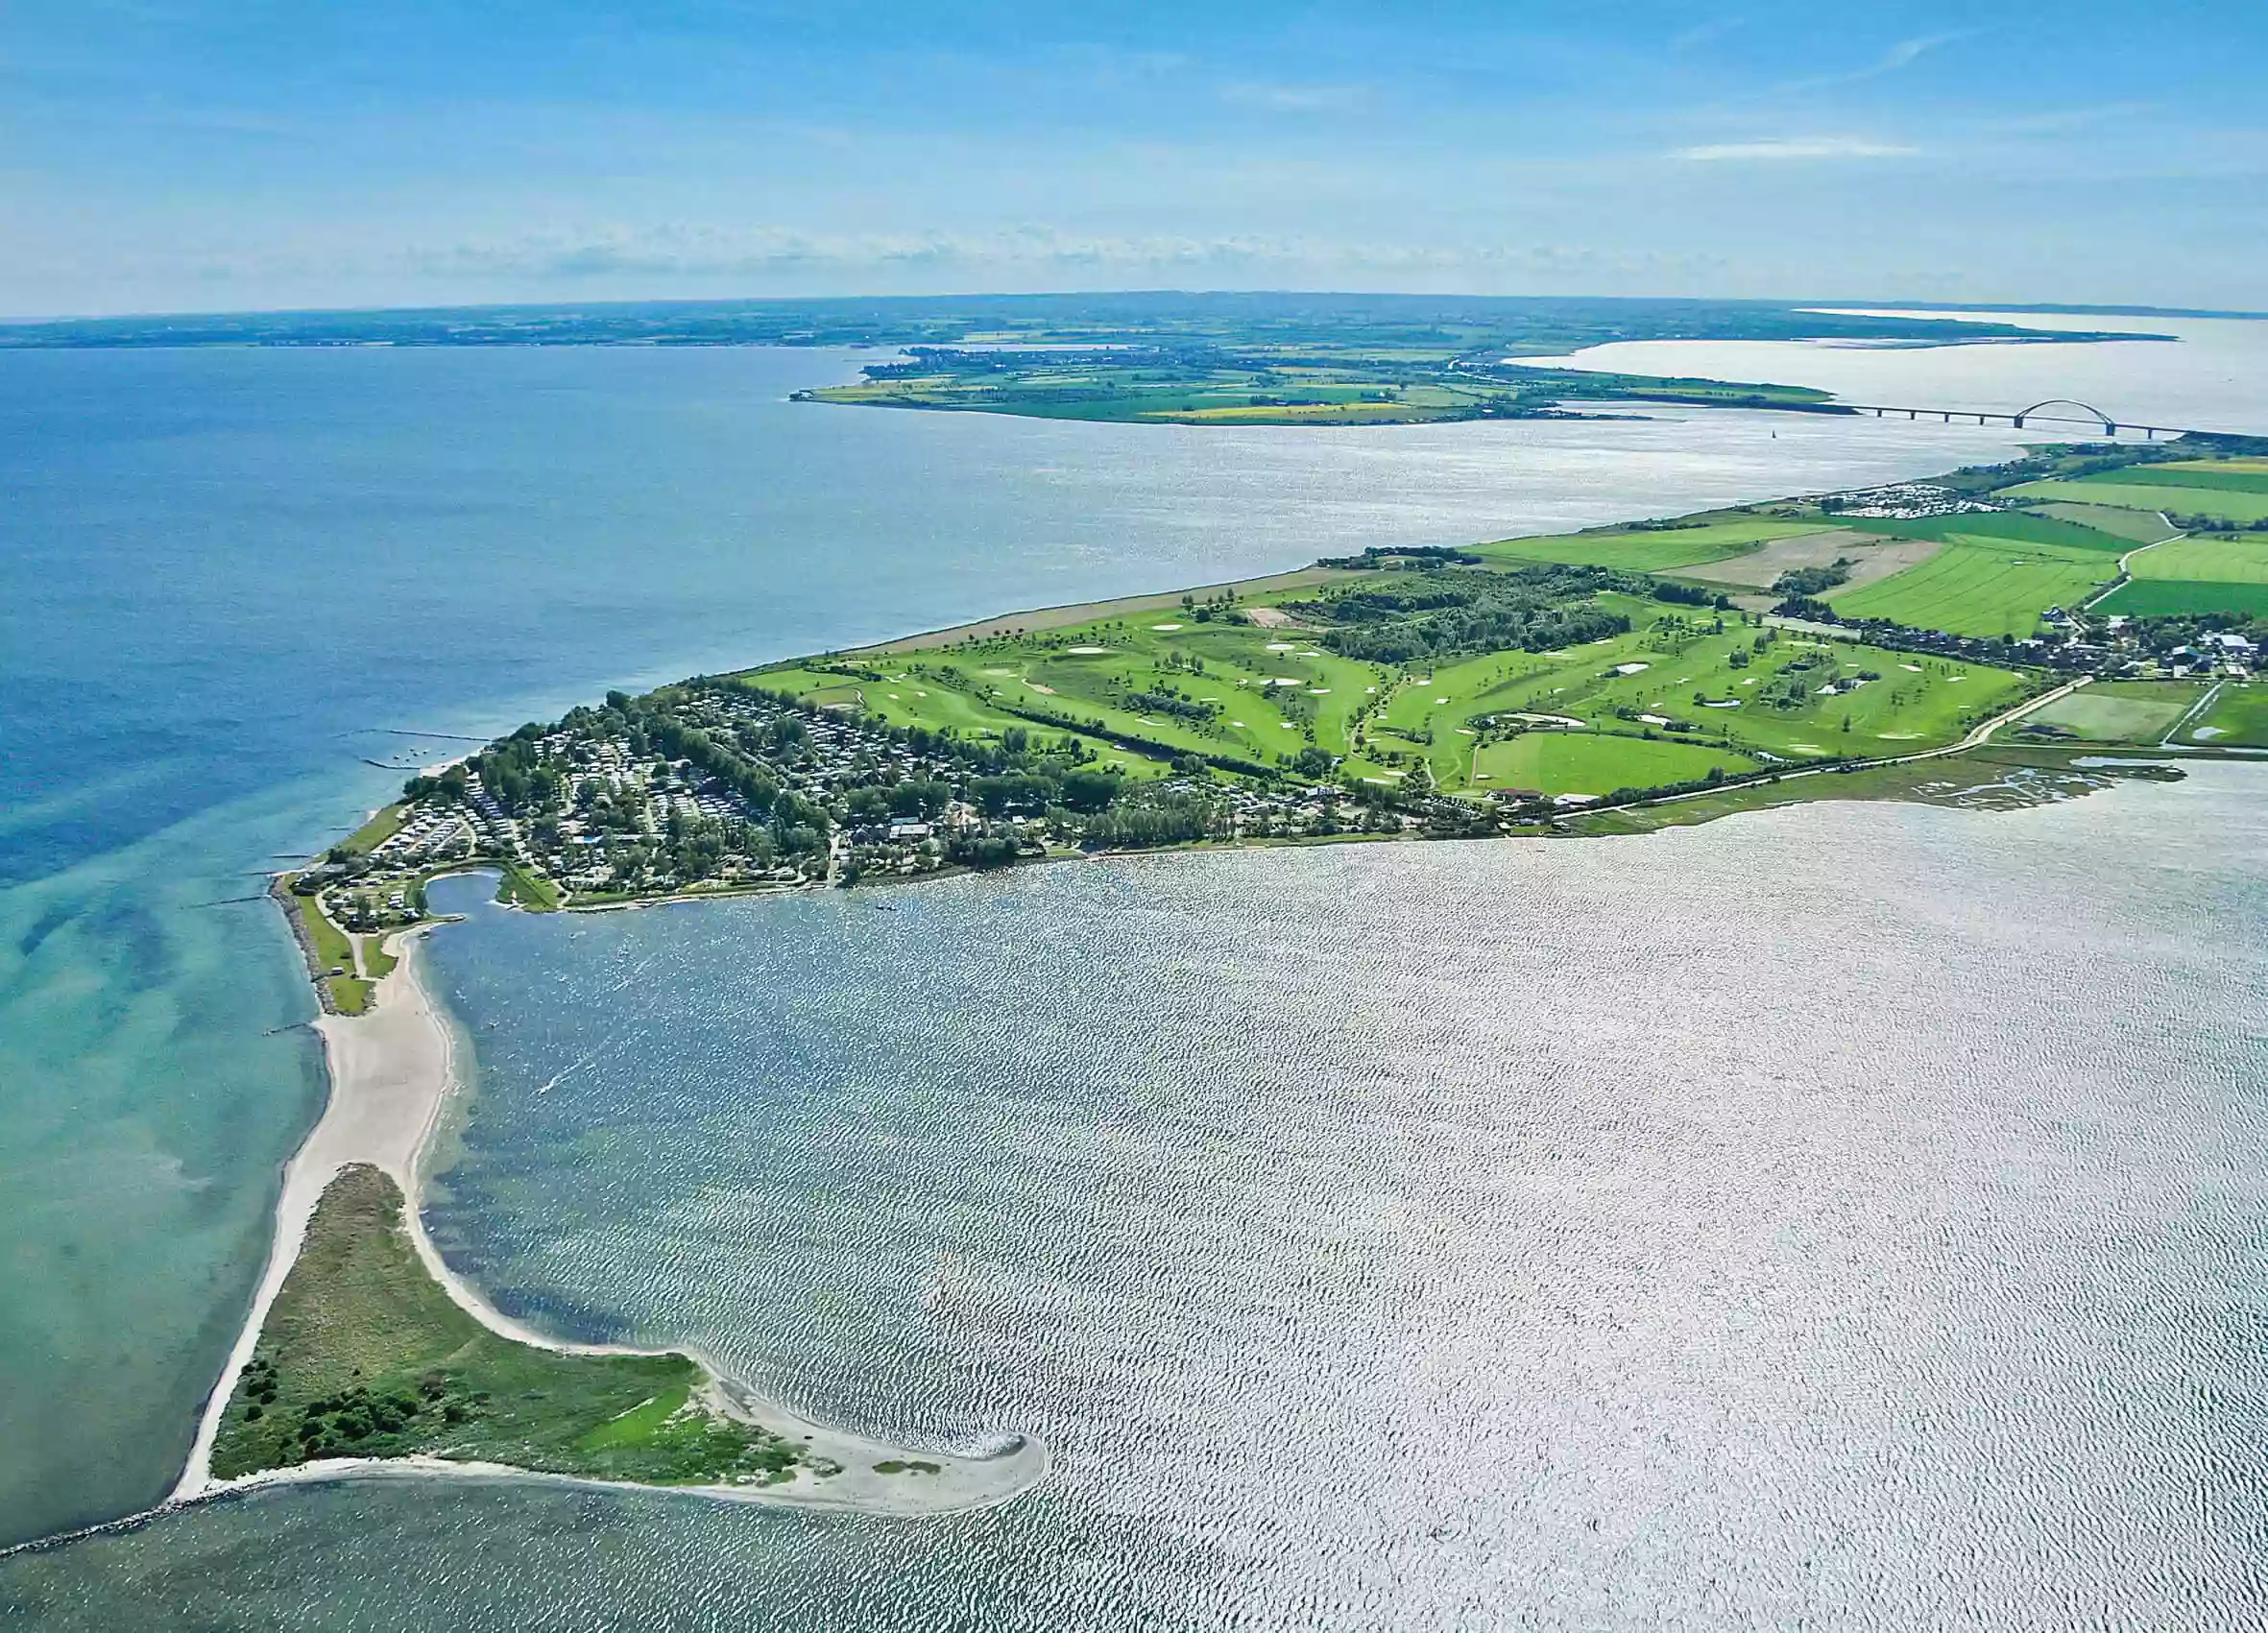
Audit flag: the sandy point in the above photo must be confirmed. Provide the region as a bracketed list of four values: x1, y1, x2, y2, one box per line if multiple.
[170, 916, 1045, 1517]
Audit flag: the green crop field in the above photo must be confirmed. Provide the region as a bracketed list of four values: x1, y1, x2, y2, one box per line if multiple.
[1844, 509, 2132, 552]
[1827, 540, 2117, 636]
[2021, 502, 2180, 543]
[2010, 480, 2268, 526]
[1469, 731, 1761, 797]
[2021, 682, 2205, 745]
[2076, 463, 2268, 496]
[2183, 684, 2268, 747]
[2095, 580, 2268, 617]
[1473, 517, 1822, 573]
[2130, 538, 2268, 584]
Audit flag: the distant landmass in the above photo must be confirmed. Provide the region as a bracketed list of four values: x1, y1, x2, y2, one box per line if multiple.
[0, 291, 2169, 352]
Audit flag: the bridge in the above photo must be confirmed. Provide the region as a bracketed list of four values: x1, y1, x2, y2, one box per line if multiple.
[1835, 397, 2198, 439]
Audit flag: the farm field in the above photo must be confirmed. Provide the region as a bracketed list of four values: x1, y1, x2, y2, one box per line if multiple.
[1473, 516, 1822, 573]
[2021, 682, 2204, 745]
[1827, 539, 2117, 636]
[2182, 684, 2268, 747]
[2010, 479, 2268, 526]
[1844, 508, 2132, 553]
[2074, 462, 2268, 495]
[2129, 537, 2268, 585]
[2095, 579, 2268, 617]
[2022, 502, 2181, 542]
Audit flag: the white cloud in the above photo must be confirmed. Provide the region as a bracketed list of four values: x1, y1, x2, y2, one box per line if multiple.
[1673, 136, 1920, 162]
[1218, 82, 1372, 112]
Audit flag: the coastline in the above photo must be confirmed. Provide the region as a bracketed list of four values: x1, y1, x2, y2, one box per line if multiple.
[170, 904, 1046, 1520]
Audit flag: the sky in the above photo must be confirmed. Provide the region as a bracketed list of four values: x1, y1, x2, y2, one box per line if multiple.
[4, 0, 2264, 317]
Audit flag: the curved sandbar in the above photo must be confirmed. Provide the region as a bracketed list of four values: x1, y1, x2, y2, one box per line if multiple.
[175, 919, 1045, 1517]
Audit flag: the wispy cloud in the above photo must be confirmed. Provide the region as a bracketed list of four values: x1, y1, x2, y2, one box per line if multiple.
[1218, 81, 1371, 113]
[1674, 135, 1920, 162]
[1670, 16, 1744, 52]
[1773, 30, 1974, 94]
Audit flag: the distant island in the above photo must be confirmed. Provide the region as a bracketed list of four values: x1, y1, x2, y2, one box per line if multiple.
[0, 288, 2167, 354]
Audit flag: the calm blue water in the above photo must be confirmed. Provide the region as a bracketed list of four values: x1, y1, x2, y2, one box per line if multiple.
[9, 778, 2268, 1629]
[2, 335, 2261, 1627]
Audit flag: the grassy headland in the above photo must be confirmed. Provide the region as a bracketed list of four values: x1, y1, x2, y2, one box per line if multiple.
[282, 437, 2263, 925]
[209, 1165, 811, 1488]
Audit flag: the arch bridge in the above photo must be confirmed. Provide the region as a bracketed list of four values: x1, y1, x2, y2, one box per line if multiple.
[1833, 396, 2200, 439]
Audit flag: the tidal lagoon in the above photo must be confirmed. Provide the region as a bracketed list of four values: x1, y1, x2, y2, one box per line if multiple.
[9, 773, 2268, 1629]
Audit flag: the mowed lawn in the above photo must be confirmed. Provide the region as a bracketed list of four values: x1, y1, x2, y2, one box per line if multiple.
[769, 612, 1393, 772]
[1473, 516, 1824, 573]
[1470, 731, 1761, 796]
[2010, 479, 2268, 526]
[1828, 539, 2117, 636]
[1369, 596, 2025, 790]
[2186, 684, 2268, 747]
[2025, 681, 2205, 745]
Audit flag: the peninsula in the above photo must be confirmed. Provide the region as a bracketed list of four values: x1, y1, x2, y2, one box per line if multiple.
[216, 409, 2267, 1521]
[176, 930, 1046, 1514]
[287, 435, 2265, 957]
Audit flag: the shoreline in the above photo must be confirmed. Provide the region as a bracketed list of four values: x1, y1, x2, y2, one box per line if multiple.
[169, 909, 1047, 1520]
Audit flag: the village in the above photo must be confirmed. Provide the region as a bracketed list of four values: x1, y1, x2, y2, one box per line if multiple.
[299, 678, 1405, 932]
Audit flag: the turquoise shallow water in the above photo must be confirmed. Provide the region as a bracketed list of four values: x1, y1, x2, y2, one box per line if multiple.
[6, 771, 2268, 1629]
[0, 343, 2042, 1547]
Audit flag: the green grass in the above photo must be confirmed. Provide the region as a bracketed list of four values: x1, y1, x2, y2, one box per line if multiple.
[1827, 540, 2115, 636]
[1358, 598, 2026, 791]
[338, 804, 408, 856]
[2010, 480, 2268, 526]
[1843, 509, 2132, 552]
[2130, 537, 2268, 584]
[2075, 464, 2268, 496]
[1472, 517, 1822, 572]
[755, 663, 1151, 771]
[2020, 682, 2207, 745]
[1555, 746, 2185, 835]
[210, 1165, 807, 1487]
[291, 888, 355, 973]
[2183, 684, 2268, 747]
[768, 613, 1390, 774]
[326, 976, 374, 1016]
[359, 935, 398, 980]
[2095, 580, 2268, 617]
[1470, 731, 1761, 796]
[495, 861, 563, 911]
[2020, 502, 2181, 543]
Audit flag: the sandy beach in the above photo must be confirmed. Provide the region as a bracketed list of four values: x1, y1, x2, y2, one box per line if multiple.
[172, 913, 1045, 1517]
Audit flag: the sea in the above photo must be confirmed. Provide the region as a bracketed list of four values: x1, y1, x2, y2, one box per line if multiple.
[3, 326, 2265, 1630]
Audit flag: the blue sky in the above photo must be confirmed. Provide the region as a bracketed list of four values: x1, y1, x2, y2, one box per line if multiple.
[4, 1, 2263, 316]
